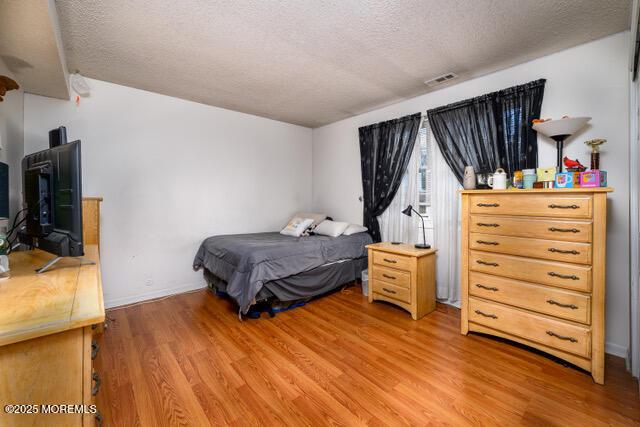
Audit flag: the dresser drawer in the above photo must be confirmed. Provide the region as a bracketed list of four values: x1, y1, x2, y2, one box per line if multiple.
[469, 298, 591, 357]
[372, 280, 411, 303]
[469, 250, 592, 292]
[470, 194, 592, 219]
[469, 215, 592, 243]
[372, 250, 412, 271]
[469, 233, 592, 265]
[371, 265, 410, 288]
[469, 272, 591, 324]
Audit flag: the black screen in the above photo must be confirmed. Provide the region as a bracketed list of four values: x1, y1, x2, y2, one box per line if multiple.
[20, 141, 83, 257]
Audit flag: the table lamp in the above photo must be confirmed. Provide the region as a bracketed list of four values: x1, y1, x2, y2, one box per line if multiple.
[532, 117, 591, 172]
[401, 205, 431, 249]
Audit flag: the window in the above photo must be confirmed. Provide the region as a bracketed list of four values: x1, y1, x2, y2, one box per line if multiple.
[416, 126, 432, 217]
[503, 105, 522, 148]
[377, 120, 433, 244]
[504, 106, 521, 142]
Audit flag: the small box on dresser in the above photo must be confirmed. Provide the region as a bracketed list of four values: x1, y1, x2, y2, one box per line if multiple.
[366, 242, 437, 320]
[460, 188, 612, 384]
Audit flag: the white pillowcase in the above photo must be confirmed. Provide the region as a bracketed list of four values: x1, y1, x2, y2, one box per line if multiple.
[343, 224, 368, 236]
[289, 212, 327, 228]
[314, 220, 350, 237]
[280, 217, 314, 237]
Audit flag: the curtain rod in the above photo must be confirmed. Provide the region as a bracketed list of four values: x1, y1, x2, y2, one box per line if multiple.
[358, 112, 422, 131]
[426, 79, 546, 115]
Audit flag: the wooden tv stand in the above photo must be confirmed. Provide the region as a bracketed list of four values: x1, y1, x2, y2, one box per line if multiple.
[0, 246, 104, 426]
[0, 197, 104, 426]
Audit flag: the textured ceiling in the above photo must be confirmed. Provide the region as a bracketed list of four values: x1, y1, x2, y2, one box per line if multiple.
[56, 0, 631, 128]
[0, 0, 69, 99]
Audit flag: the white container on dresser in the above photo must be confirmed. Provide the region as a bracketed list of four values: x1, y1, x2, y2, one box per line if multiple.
[460, 188, 612, 384]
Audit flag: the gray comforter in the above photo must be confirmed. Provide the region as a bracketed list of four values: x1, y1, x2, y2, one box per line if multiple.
[193, 232, 372, 313]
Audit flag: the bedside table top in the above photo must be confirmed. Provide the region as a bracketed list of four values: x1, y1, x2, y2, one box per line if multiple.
[366, 242, 436, 257]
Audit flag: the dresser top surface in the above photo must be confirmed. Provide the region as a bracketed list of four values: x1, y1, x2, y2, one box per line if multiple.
[0, 245, 104, 346]
[460, 187, 613, 194]
[367, 242, 437, 257]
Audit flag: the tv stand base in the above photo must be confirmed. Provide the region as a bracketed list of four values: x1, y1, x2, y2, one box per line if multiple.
[36, 256, 96, 274]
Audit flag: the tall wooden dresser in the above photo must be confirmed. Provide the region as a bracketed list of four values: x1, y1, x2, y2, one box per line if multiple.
[460, 188, 611, 384]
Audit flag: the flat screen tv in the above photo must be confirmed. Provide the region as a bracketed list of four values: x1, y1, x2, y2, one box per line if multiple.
[18, 140, 84, 264]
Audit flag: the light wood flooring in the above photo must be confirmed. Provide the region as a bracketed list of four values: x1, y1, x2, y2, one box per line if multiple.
[95, 285, 640, 426]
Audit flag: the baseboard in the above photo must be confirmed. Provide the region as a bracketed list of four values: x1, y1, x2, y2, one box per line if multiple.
[605, 341, 628, 358]
[105, 282, 207, 309]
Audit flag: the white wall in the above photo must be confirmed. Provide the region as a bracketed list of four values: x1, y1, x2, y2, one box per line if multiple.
[0, 60, 24, 220]
[24, 78, 312, 307]
[312, 32, 631, 356]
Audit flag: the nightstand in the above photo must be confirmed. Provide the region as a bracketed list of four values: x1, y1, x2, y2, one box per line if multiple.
[366, 242, 437, 320]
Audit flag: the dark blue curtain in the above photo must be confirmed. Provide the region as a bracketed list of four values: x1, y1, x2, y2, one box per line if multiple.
[359, 113, 421, 242]
[427, 79, 546, 184]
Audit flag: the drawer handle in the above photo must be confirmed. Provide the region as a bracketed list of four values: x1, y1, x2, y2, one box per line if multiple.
[477, 203, 499, 207]
[91, 339, 100, 360]
[476, 240, 499, 245]
[477, 223, 500, 227]
[382, 287, 397, 294]
[548, 227, 580, 233]
[475, 284, 499, 292]
[548, 272, 579, 280]
[383, 258, 397, 264]
[474, 310, 497, 319]
[546, 330, 578, 343]
[95, 411, 103, 427]
[548, 248, 580, 255]
[546, 299, 579, 310]
[476, 260, 499, 267]
[92, 372, 101, 396]
[382, 273, 396, 280]
[548, 204, 579, 209]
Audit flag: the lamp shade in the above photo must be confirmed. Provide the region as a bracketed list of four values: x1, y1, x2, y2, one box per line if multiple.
[401, 205, 413, 217]
[532, 117, 591, 139]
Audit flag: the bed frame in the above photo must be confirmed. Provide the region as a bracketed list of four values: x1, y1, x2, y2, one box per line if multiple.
[203, 257, 366, 318]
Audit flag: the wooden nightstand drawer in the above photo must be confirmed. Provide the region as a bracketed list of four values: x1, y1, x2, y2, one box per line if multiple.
[470, 194, 593, 218]
[372, 281, 411, 303]
[372, 250, 412, 271]
[371, 265, 410, 288]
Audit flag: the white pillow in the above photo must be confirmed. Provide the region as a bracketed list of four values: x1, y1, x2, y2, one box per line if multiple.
[289, 211, 327, 236]
[343, 224, 368, 236]
[314, 220, 350, 237]
[280, 217, 314, 237]
[289, 212, 327, 228]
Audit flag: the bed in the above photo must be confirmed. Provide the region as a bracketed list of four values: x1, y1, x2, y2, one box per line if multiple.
[192, 231, 372, 315]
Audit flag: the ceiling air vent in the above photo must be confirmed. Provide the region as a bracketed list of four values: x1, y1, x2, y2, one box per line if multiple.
[424, 73, 457, 87]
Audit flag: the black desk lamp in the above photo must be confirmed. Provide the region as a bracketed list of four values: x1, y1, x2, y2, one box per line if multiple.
[402, 205, 431, 249]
